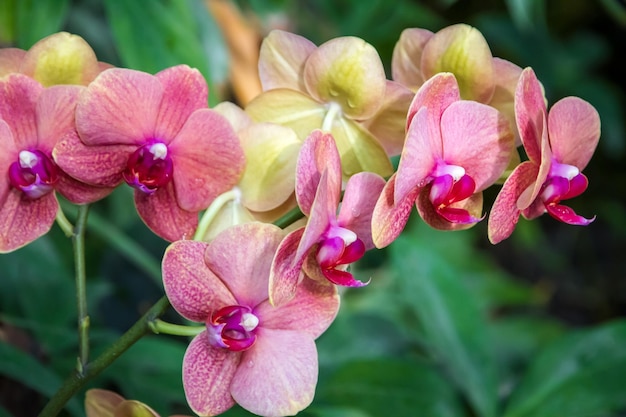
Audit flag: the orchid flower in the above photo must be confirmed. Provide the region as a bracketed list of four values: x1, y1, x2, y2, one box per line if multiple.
[0, 31, 111, 86]
[270, 130, 385, 306]
[53, 65, 245, 241]
[245, 30, 414, 178]
[162, 222, 339, 417]
[372, 72, 514, 248]
[0, 74, 112, 253]
[488, 67, 600, 243]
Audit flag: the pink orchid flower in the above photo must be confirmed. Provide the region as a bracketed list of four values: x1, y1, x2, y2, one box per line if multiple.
[372, 72, 514, 248]
[0, 74, 112, 253]
[53, 65, 245, 241]
[488, 68, 600, 244]
[162, 222, 339, 417]
[270, 130, 385, 306]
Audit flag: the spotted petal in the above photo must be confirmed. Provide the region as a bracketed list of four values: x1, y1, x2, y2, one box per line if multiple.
[0, 74, 42, 149]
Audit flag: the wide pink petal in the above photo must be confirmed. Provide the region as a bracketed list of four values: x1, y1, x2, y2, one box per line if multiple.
[0, 74, 41, 149]
[259, 275, 339, 338]
[162, 240, 236, 322]
[0, 48, 25, 76]
[182, 333, 239, 416]
[406, 71, 460, 130]
[55, 171, 114, 204]
[416, 187, 483, 231]
[0, 190, 58, 253]
[372, 174, 420, 249]
[258, 30, 317, 92]
[296, 130, 341, 216]
[231, 328, 318, 417]
[0, 120, 17, 204]
[515, 67, 546, 163]
[338, 172, 386, 250]
[547, 96, 600, 170]
[134, 183, 198, 242]
[205, 222, 283, 308]
[296, 170, 335, 262]
[488, 161, 539, 244]
[76, 68, 162, 146]
[53, 130, 132, 187]
[391, 28, 434, 89]
[269, 227, 306, 307]
[394, 107, 439, 204]
[440, 100, 514, 190]
[154, 65, 208, 141]
[170, 109, 244, 212]
[35, 85, 82, 152]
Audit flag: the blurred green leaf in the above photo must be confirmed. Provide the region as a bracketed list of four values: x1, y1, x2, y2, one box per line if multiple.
[0, 341, 82, 417]
[0, 0, 69, 48]
[318, 358, 466, 417]
[389, 219, 499, 417]
[504, 320, 626, 417]
[0, 404, 15, 417]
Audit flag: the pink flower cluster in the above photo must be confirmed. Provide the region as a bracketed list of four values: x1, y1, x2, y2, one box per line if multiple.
[1, 24, 600, 417]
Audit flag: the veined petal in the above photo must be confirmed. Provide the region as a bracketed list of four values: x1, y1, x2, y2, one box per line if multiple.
[488, 161, 539, 243]
[417, 187, 483, 231]
[36, 85, 82, 152]
[0, 190, 58, 253]
[515, 67, 547, 163]
[205, 222, 283, 308]
[304, 37, 386, 120]
[338, 172, 386, 250]
[372, 174, 420, 249]
[162, 240, 236, 322]
[56, 171, 113, 204]
[231, 328, 318, 417]
[134, 183, 198, 242]
[489, 58, 522, 145]
[0, 73, 42, 149]
[76, 68, 162, 146]
[517, 116, 552, 209]
[296, 130, 341, 216]
[20, 32, 102, 86]
[154, 65, 208, 141]
[0, 120, 17, 204]
[269, 227, 305, 307]
[440, 100, 514, 190]
[421, 24, 495, 103]
[406, 71, 460, 134]
[182, 333, 239, 417]
[0, 48, 26, 76]
[391, 28, 434, 90]
[258, 30, 317, 92]
[239, 123, 300, 212]
[170, 109, 244, 212]
[547, 96, 600, 170]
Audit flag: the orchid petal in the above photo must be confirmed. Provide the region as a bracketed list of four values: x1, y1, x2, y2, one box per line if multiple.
[0, 120, 17, 204]
[323, 268, 369, 287]
[564, 173, 589, 200]
[162, 240, 236, 321]
[488, 161, 539, 244]
[231, 328, 317, 417]
[517, 115, 552, 209]
[545, 203, 595, 226]
[440, 100, 514, 190]
[212, 101, 253, 132]
[406, 71, 460, 131]
[76, 68, 162, 146]
[36, 85, 81, 152]
[521, 198, 547, 220]
[182, 333, 239, 417]
[547, 96, 600, 170]
[371, 174, 420, 249]
[114, 400, 160, 417]
[296, 130, 341, 216]
[417, 186, 483, 231]
[0, 190, 58, 253]
[269, 227, 305, 307]
[515, 67, 547, 163]
[258, 30, 317, 92]
[304, 36, 386, 119]
[154, 65, 208, 141]
[391, 28, 434, 89]
[296, 170, 335, 262]
[0, 48, 26, 76]
[205, 222, 283, 308]
[421, 24, 495, 103]
[0, 74, 41, 149]
[489, 58, 522, 145]
[239, 123, 301, 212]
[338, 172, 386, 250]
[170, 108, 244, 212]
[134, 182, 198, 242]
[56, 171, 113, 204]
[85, 389, 125, 417]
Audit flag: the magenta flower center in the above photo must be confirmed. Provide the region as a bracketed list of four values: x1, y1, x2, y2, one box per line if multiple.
[316, 225, 366, 286]
[207, 305, 259, 352]
[8, 150, 59, 199]
[428, 163, 480, 224]
[123, 142, 173, 194]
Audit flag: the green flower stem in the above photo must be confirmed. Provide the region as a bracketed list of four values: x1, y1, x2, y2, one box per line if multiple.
[55, 207, 74, 238]
[273, 205, 304, 229]
[149, 319, 205, 337]
[194, 188, 241, 241]
[73, 204, 90, 375]
[37, 296, 171, 417]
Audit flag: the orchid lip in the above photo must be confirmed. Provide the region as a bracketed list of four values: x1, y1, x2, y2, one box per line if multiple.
[549, 161, 580, 180]
[8, 149, 59, 199]
[432, 162, 465, 181]
[123, 141, 173, 194]
[206, 305, 259, 352]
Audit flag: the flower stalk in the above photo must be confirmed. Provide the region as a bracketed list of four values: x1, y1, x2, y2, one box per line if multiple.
[72, 204, 90, 375]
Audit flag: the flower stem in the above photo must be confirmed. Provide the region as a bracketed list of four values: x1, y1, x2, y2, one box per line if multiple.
[273, 205, 304, 229]
[149, 319, 205, 337]
[55, 207, 74, 238]
[37, 296, 171, 417]
[73, 204, 90, 376]
[194, 188, 241, 241]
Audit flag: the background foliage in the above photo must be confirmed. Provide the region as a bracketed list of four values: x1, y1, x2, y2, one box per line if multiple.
[0, 0, 625, 416]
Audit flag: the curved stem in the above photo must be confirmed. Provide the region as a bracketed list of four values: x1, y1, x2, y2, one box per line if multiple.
[273, 205, 304, 229]
[37, 296, 171, 417]
[55, 207, 74, 238]
[194, 188, 241, 241]
[150, 319, 205, 337]
[73, 204, 90, 375]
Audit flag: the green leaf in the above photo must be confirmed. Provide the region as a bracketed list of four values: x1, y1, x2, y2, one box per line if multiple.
[317, 358, 466, 417]
[0, 341, 82, 417]
[504, 320, 626, 417]
[389, 219, 499, 417]
[2, 0, 70, 48]
[0, 403, 15, 417]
